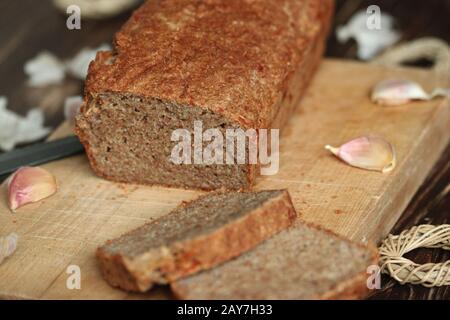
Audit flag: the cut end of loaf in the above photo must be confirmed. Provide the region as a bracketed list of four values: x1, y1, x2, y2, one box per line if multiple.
[76, 93, 253, 190]
[95, 249, 144, 292]
[96, 189, 297, 292]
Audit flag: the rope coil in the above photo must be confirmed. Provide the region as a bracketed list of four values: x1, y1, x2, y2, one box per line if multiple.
[379, 224, 450, 287]
[372, 37, 450, 85]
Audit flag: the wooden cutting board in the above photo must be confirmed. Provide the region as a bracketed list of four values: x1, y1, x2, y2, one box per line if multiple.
[0, 59, 449, 299]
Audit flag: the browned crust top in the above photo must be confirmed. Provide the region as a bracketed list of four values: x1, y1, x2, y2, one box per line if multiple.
[85, 0, 333, 128]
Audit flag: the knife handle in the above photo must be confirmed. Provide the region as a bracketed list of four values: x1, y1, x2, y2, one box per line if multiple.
[0, 136, 84, 182]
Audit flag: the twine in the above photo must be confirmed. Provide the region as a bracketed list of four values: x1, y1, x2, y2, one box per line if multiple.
[379, 225, 450, 287]
[371, 37, 450, 85]
[374, 39, 450, 287]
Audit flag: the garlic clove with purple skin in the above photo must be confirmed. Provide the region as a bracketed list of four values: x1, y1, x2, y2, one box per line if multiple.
[5, 167, 57, 212]
[371, 79, 430, 105]
[325, 136, 396, 173]
[0, 233, 18, 264]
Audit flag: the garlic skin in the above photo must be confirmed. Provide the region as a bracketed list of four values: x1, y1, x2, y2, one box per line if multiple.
[0, 233, 18, 264]
[24, 52, 66, 87]
[0, 97, 50, 151]
[431, 88, 450, 100]
[64, 95, 83, 123]
[372, 79, 450, 105]
[65, 44, 111, 80]
[325, 136, 396, 173]
[5, 167, 57, 212]
[372, 79, 429, 105]
[336, 10, 400, 60]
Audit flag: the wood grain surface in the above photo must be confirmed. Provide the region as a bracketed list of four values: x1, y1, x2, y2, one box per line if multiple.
[0, 0, 449, 300]
[0, 59, 449, 299]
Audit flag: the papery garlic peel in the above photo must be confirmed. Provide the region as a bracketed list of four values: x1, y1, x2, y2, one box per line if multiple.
[0, 233, 18, 264]
[5, 167, 57, 211]
[325, 136, 396, 173]
[371, 79, 450, 106]
[371, 79, 429, 105]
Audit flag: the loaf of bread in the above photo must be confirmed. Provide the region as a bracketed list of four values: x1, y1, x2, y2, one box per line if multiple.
[172, 221, 378, 300]
[96, 189, 296, 292]
[75, 0, 334, 190]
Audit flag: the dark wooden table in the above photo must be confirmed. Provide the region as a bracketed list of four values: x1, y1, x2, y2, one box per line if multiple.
[0, 0, 449, 300]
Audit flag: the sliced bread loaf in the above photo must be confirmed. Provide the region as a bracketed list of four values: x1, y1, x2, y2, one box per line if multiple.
[97, 189, 296, 292]
[171, 222, 378, 300]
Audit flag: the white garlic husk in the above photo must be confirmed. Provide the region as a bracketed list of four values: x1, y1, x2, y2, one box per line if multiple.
[372, 79, 450, 105]
[0, 233, 18, 265]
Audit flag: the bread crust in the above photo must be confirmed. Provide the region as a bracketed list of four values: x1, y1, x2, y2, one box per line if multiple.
[82, 0, 334, 129]
[96, 190, 297, 292]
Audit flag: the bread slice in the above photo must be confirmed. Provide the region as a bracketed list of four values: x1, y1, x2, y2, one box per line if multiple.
[171, 222, 378, 300]
[96, 189, 297, 292]
[75, 0, 334, 190]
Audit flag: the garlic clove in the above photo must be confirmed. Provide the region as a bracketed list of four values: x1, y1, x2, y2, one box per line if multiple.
[325, 136, 396, 173]
[0, 233, 18, 264]
[371, 79, 430, 105]
[5, 167, 57, 211]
